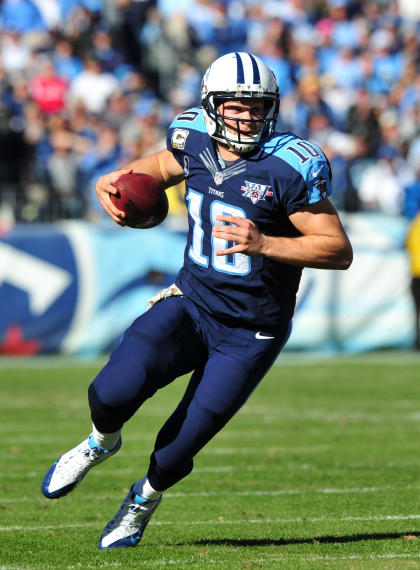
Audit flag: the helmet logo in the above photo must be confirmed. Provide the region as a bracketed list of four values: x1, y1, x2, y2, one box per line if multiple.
[241, 181, 272, 204]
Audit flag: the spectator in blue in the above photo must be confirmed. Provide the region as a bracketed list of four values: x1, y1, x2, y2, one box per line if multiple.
[287, 75, 339, 137]
[255, 18, 294, 97]
[368, 28, 405, 95]
[325, 47, 364, 91]
[175, 1, 216, 46]
[91, 26, 127, 78]
[0, 0, 47, 33]
[328, 0, 362, 50]
[77, 124, 124, 221]
[58, 0, 102, 20]
[2, 76, 31, 124]
[52, 38, 83, 83]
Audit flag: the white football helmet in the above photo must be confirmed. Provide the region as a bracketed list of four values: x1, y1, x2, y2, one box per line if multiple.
[201, 52, 280, 154]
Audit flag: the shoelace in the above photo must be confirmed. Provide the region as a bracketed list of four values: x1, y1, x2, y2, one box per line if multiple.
[105, 496, 155, 534]
[57, 444, 103, 477]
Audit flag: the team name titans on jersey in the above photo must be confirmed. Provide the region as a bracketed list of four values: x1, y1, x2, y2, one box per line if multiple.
[209, 187, 224, 198]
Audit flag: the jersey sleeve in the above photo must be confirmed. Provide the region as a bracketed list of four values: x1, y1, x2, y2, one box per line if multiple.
[281, 140, 333, 216]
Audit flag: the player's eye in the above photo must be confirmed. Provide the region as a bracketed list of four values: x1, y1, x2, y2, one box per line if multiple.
[250, 105, 265, 117]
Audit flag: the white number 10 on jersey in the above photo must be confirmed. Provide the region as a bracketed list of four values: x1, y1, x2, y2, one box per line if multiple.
[186, 189, 251, 276]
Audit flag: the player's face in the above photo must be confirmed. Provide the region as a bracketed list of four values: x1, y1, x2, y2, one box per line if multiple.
[218, 99, 265, 137]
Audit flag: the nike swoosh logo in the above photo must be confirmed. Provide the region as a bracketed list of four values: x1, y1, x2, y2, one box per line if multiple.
[255, 332, 275, 339]
[312, 166, 322, 178]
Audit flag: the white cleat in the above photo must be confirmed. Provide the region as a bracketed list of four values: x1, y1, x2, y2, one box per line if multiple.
[98, 484, 162, 549]
[41, 435, 121, 499]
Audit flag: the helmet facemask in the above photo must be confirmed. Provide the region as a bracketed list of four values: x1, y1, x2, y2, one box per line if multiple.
[202, 93, 279, 154]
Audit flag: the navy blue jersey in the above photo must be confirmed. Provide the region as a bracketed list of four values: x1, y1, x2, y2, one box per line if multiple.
[167, 107, 332, 330]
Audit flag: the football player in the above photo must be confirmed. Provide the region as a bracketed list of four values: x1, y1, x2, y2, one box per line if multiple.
[41, 52, 353, 549]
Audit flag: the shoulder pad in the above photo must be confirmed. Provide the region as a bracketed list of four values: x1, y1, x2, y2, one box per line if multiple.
[169, 108, 207, 133]
[264, 133, 332, 204]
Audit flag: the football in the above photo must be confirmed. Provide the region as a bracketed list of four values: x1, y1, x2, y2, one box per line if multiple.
[111, 172, 169, 229]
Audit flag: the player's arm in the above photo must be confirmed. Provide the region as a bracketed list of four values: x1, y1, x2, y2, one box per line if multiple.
[96, 149, 184, 223]
[212, 199, 353, 270]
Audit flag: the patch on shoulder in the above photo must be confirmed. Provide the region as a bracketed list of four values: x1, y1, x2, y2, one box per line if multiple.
[172, 128, 189, 150]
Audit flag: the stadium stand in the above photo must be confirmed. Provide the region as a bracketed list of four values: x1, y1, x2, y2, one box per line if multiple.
[0, 0, 419, 226]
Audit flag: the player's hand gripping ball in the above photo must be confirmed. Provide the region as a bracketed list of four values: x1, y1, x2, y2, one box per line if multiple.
[111, 173, 169, 229]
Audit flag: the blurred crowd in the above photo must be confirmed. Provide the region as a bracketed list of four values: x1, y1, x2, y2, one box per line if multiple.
[1, 0, 420, 227]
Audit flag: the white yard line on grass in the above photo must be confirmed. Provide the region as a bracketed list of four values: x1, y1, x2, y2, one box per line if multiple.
[0, 560, 125, 570]
[267, 554, 420, 563]
[3, 459, 420, 479]
[1, 514, 420, 532]
[6, 407, 420, 425]
[239, 406, 420, 424]
[0, 441, 333, 454]
[2, 553, 420, 570]
[164, 485, 420, 498]
[2, 484, 420, 504]
[0, 562, 211, 569]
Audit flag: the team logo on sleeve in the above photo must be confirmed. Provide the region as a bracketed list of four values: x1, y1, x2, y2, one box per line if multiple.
[172, 128, 189, 150]
[314, 178, 328, 199]
[241, 181, 272, 204]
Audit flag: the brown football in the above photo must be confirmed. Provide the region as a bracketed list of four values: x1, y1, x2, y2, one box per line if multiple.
[111, 172, 169, 229]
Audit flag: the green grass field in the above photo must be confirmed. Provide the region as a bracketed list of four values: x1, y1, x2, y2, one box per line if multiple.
[1, 353, 420, 569]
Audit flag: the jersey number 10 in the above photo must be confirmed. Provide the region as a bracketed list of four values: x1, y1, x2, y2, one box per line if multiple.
[186, 189, 251, 276]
